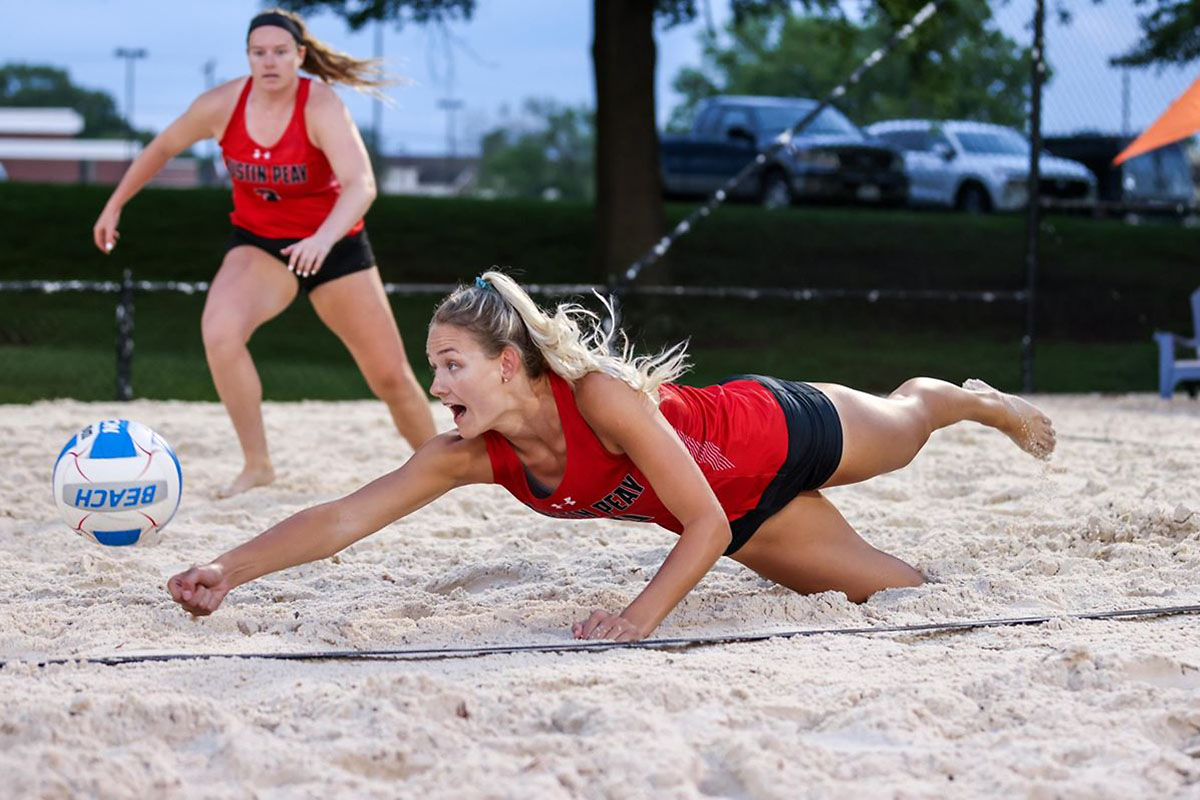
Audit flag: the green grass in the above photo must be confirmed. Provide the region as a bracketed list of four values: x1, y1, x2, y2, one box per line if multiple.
[0, 182, 1193, 402]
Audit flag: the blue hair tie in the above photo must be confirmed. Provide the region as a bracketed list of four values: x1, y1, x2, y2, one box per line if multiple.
[475, 276, 492, 290]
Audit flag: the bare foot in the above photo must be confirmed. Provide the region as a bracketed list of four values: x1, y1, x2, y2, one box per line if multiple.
[962, 378, 1056, 460]
[216, 464, 276, 499]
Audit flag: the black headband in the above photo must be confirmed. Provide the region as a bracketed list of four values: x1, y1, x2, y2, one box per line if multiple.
[247, 12, 304, 45]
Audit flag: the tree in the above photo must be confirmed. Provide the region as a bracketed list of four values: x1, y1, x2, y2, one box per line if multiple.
[476, 99, 594, 201]
[668, 4, 1032, 131]
[1111, 0, 1200, 66]
[0, 63, 139, 138]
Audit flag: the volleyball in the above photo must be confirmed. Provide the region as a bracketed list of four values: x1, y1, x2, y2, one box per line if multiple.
[51, 419, 183, 547]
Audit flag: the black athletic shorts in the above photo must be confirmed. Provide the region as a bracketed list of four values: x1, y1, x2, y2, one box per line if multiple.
[720, 375, 844, 556]
[226, 226, 376, 293]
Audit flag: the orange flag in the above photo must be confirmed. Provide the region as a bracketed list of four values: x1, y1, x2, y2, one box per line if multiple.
[1115, 73, 1200, 165]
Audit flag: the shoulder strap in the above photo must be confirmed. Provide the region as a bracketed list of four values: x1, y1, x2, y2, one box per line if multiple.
[294, 77, 312, 142]
[549, 371, 621, 459]
[219, 77, 253, 144]
[482, 431, 524, 494]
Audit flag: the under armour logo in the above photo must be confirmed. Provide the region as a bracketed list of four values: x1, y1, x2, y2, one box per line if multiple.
[252, 149, 272, 160]
[550, 497, 576, 510]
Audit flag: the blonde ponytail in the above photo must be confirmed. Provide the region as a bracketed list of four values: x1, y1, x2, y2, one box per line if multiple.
[432, 270, 690, 403]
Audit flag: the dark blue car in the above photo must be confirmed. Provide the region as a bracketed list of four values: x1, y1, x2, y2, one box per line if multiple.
[661, 95, 908, 209]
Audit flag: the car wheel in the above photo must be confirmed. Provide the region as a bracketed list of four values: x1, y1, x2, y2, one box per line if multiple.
[956, 183, 991, 214]
[760, 170, 792, 210]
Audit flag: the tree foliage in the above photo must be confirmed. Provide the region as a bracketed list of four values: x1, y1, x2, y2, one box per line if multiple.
[1111, 0, 1200, 66]
[0, 63, 137, 138]
[476, 100, 594, 201]
[668, 0, 1032, 131]
[277, 0, 475, 30]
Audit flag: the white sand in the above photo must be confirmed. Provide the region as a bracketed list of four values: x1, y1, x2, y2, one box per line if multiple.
[1, 394, 1199, 798]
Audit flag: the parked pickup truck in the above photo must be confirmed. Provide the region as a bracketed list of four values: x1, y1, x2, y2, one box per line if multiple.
[660, 95, 908, 208]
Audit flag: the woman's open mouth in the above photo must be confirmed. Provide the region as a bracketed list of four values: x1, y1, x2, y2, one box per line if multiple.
[450, 404, 466, 422]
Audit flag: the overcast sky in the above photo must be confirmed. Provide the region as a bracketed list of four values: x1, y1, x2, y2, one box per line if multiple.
[5, 0, 1196, 154]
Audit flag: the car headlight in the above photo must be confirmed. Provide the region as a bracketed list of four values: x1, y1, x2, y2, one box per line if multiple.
[793, 149, 840, 169]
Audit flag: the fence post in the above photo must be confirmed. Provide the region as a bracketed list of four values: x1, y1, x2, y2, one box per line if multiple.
[115, 268, 134, 401]
[1021, 0, 1045, 394]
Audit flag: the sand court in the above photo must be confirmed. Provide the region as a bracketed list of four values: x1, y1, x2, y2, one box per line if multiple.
[2, 394, 1199, 797]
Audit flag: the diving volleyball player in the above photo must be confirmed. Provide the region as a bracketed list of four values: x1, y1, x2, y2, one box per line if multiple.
[168, 271, 1056, 641]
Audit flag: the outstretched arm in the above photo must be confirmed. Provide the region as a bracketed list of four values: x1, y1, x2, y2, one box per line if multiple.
[168, 432, 490, 616]
[93, 82, 235, 254]
[572, 374, 732, 641]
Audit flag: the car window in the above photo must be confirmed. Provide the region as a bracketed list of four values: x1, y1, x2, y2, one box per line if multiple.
[1123, 154, 1154, 193]
[885, 130, 933, 152]
[717, 107, 753, 138]
[955, 129, 1030, 155]
[1156, 145, 1192, 195]
[694, 104, 719, 136]
[873, 130, 908, 149]
[754, 104, 862, 139]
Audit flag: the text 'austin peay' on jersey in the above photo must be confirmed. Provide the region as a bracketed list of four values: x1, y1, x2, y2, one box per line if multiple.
[220, 77, 364, 239]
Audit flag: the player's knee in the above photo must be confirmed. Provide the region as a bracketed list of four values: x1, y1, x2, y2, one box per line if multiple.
[890, 376, 940, 400]
[892, 378, 945, 434]
[200, 314, 251, 356]
[852, 563, 925, 603]
[367, 365, 418, 403]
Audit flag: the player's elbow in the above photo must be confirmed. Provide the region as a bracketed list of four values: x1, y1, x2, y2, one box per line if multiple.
[683, 513, 732, 555]
[362, 175, 378, 203]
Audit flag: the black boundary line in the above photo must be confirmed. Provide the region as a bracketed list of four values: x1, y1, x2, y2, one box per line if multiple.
[6, 604, 1197, 669]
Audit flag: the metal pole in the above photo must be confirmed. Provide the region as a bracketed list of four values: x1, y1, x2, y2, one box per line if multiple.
[437, 98, 464, 157]
[114, 47, 147, 163]
[1020, 0, 1045, 394]
[202, 59, 217, 184]
[372, 21, 384, 155]
[1121, 69, 1131, 137]
[115, 269, 134, 401]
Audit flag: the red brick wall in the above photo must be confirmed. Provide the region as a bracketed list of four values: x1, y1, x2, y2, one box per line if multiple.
[1, 159, 134, 184]
[1, 159, 198, 186]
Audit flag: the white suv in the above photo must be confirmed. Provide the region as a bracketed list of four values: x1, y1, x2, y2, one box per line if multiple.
[866, 119, 1096, 212]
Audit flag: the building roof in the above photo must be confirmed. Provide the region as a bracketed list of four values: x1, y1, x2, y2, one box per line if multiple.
[383, 155, 477, 185]
[0, 107, 85, 136]
[0, 137, 141, 160]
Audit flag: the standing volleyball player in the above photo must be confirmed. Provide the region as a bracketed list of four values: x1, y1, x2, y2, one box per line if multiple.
[92, 9, 436, 497]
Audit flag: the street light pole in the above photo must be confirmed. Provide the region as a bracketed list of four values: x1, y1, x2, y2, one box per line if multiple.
[436, 98, 464, 157]
[114, 47, 148, 163]
[1020, 0, 1044, 394]
[1121, 69, 1131, 137]
[201, 59, 217, 184]
[372, 21, 384, 156]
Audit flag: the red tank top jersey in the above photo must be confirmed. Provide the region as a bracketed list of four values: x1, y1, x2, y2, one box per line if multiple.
[483, 372, 789, 532]
[220, 77, 364, 238]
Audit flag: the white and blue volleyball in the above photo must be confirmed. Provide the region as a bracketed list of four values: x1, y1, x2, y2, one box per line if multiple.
[52, 420, 182, 547]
